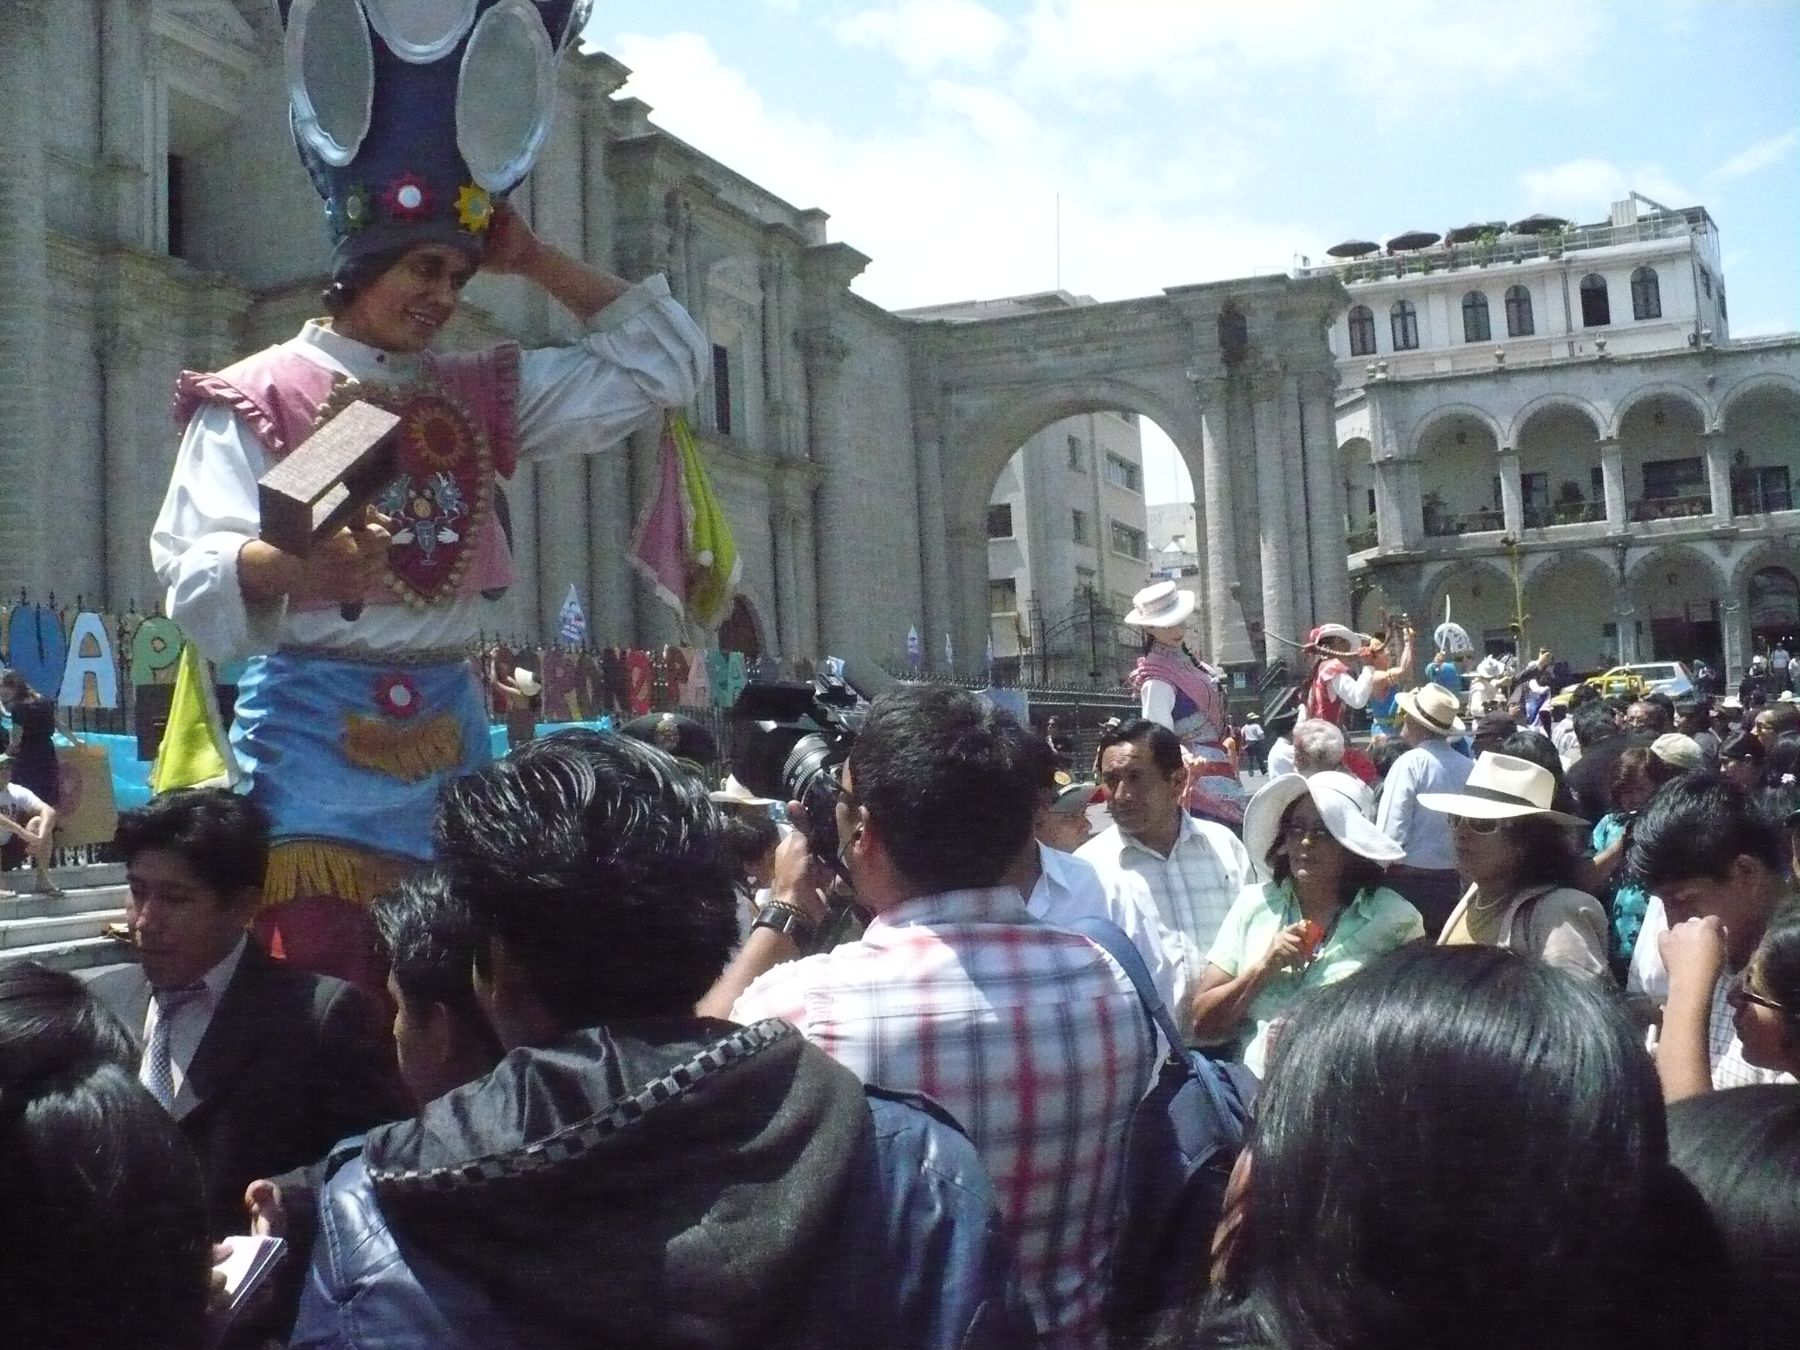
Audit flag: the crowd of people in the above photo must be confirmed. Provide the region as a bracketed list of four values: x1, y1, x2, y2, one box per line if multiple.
[2, 659, 1798, 1348]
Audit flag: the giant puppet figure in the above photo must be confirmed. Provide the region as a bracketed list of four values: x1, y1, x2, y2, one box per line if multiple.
[151, 0, 708, 995]
[1300, 621, 1415, 781]
[1122, 581, 1247, 828]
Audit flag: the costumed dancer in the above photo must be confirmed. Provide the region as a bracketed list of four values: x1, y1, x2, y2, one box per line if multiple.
[150, 1, 708, 997]
[1122, 581, 1247, 828]
[1302, 622, 1414, 783]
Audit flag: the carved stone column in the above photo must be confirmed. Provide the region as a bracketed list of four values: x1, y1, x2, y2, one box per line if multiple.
[1251, 375, 1295, 659]
[1498, 445, 1525, 535]
[0, 0, 51, 594]
[1721, 599, 1747, 687]
[1275, 373, 1314, 626]
[586, 450, 634, 643]
[801, 327, 857, 654]
[1600, 438, 1627, 530]
[1703, 430, 1732, 524]
[100, 0, 152, 249]
[1195, 378, 1242, 662]
[1299, 367, 1349, 624]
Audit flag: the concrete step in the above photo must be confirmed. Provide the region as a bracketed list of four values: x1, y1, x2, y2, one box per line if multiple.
[0, 907, 128, 952]
[0, 882, 128, 921]
[7, 935, 135, 974]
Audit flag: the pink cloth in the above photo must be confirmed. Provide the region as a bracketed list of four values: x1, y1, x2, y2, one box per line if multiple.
[1130, 646, 1226, 739]
[173, 343, 521, 608]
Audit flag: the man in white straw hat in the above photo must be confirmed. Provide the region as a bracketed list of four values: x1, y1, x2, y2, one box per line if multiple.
[1374, 682, 1475, 938]
[1121, 581, 1246, 828]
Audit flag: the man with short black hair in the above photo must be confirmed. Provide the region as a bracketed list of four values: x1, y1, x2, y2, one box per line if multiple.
[710, 689, 1155, 1348]
[1626, 775, 1797, 1093]
[1079, 718, 1253, 1019]
[1565, 699, 1643, 824]
[89, 788, 403, 1241]
[293, 730, 1026, 1350]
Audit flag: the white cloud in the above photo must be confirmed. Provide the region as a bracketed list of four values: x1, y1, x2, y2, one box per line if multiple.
[1518, 159, 1697, 218]
[606, 31, 1308, 311]
[1709, 127, 1800, 182]
[833, 0, 1012, 75]
[1015, 0, 1607, 112]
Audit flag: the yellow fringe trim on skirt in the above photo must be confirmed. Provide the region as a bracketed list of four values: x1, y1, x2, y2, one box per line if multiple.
[262, 840, 411, 910]
[341, 711, 463, 784]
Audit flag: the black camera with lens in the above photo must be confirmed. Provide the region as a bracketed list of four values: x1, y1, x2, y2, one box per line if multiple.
[731, 673, 870, 873]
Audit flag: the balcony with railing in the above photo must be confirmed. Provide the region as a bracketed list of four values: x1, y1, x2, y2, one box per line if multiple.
[1628, 492, 1711, 523]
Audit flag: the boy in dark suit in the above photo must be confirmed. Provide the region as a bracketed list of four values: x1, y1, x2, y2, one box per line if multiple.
[88, 788, 404, 1239]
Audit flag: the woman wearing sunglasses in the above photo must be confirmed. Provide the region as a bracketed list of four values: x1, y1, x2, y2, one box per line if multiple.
[1659, 902, 1800, 1101]
[1189, 771, 1422, 1077]
[1419, 752, 1609, 977]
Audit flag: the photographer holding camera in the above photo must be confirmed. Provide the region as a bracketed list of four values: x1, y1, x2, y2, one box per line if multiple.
[701, 685, 1155, 1349]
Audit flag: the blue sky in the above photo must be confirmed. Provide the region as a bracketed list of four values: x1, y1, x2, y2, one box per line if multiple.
[587, 1, 1800, 501]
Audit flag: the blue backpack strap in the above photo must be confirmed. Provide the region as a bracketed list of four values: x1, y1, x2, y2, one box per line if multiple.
[1069, 916, 1247, 1126]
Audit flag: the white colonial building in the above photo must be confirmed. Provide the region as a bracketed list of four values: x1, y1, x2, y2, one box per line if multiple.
[1308, 195, 1800, 681]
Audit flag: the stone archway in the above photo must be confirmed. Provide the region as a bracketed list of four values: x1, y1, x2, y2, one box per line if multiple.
[1523, 550, 1617, 670]
[1625, 544, 1729, 667]
[920, 273, 1348, 670]
[1420, 557, 1518, 657]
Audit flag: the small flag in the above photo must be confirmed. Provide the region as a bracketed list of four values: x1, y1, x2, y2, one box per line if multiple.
[149, 642, 240, 793]
[906, 626, 923, 672]
[558, 584, 587, 645]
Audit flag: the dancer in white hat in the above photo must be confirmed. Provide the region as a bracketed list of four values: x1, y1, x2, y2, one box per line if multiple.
[1122, 581, 1246, 828]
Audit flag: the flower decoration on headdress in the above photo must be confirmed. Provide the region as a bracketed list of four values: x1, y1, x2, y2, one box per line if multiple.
[384, 173, 433, 222]
[456, 185, 494, 234]
[373, 672, 422, 721]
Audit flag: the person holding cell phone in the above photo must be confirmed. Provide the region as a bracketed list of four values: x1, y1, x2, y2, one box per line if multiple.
[1189, 771, 1423, 1077]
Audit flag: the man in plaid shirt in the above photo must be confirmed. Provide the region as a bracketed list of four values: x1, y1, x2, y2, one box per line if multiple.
[705, 687, 1155, 1349]
[1625, 774, 1796, 1092]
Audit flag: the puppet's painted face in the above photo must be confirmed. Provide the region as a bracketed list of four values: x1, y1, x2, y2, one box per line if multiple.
[338, 244, 476, 353]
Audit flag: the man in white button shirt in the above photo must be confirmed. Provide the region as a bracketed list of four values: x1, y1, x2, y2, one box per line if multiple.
[1078, 720, 1252, 1033]
[88, 789, 403, 1243]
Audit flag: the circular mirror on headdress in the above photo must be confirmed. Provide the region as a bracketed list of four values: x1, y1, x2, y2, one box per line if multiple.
[361, 0, 480, 63]
[456, 0, 558, 192]
[553, 0, 597, 50]
[284, 0, 376, 168]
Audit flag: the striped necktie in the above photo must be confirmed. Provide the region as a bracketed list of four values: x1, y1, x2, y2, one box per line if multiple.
[144, 981, 208, 1112]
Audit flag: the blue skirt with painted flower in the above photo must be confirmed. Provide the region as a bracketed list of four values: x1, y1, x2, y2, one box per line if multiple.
[231, 648, 492, 864]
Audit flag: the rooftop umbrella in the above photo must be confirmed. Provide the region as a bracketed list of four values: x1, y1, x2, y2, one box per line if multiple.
[1444, 222, 1489, 244]
[1386, 229, 1441, 253]
[1326, 239, 1379, 258]
[1511, 213, 1569, 234]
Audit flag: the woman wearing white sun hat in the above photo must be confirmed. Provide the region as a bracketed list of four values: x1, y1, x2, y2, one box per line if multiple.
[1190, 770, 1423, 1076]
[1123, 581, 1246, 828]
[1420, 751, 1609, 977]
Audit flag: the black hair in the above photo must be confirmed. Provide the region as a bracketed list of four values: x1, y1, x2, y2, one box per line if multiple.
[1641, 692, 1676, 728]
[371, 869, 505, 1063]
[1628, 773, 1787, 890]
[0, 671, 36, 703]
[320, 244, 411, 316]
[0, 1050, 209, 1350]
[1571, 700, 1619, 749]
[1751, 900, 1800, 1018]
[1267, 795, 1385, 901]
[0, 961, 135, 1074]
[1667, 1086, 1800, 1350]
[1567, 682, 1601, 709]
[1013, 728, 1063, 794]
[1766, 731, 1800, 789]
[1196, 944, 1698, 1350]
[434, 730, 740, 1031]
[1367, 736, 1407, 782]
[845, 686, 1036, 893]
[1096, 717, 1186, 778]
[113, 788, 270, 903]
[1493, 813, 1587, 889]
[1719, 729, 1764, 763]
[718, 810, 781, 873]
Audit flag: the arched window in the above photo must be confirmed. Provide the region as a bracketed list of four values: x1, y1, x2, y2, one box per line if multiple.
[1347, 304, 1376, 356]
[1461, 291, 1491, 343]
[1390, 300, 1419, 351]
[1505, 284, 1534, 337]
[1579, 273, 1611, 327]
[1631, 266, 1662, 320]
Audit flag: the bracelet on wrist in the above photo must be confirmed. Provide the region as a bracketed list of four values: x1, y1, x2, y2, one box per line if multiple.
[753, 900, 818, 946]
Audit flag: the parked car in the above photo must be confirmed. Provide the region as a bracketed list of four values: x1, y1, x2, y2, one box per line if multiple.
[1548, 662, 1692, 708]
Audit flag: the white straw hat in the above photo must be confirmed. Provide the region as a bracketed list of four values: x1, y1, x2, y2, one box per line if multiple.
[1395, 683, 1465, 737]
[1242, 771, 1405, 878]
[1122, 581, 1197, 629]
[1416, 751, 1586, 826]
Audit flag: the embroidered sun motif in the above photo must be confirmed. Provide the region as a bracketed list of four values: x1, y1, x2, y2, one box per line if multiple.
[384, 173, 433, 221]
[404, 403, 471, 473]
[456, 184, 494, 233]
[373, 672, 422, 721]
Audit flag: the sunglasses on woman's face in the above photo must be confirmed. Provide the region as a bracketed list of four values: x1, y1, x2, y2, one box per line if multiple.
[1450, 814, 1505, 836]
[1725, 970, 1790, 1016]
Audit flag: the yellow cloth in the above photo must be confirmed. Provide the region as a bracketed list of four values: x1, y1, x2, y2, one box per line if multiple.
[148, 642, 238, 793]
[671, 412, 741, 630]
